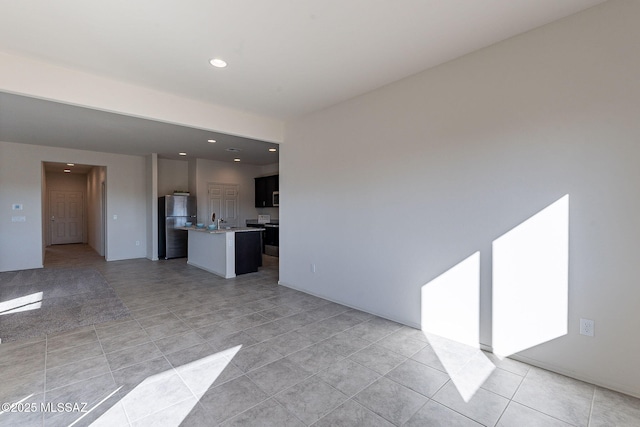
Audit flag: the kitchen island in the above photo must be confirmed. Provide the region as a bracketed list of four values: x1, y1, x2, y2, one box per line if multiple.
[185, 227, 263, 278]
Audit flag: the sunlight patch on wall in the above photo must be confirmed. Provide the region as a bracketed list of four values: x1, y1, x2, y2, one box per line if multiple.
[492, 195, 569, 357]
[419, 195, 570, 401]
[421, 252, 480, 347]
[421, 252, 495, 401]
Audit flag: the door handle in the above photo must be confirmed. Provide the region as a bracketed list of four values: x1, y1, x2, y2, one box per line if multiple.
[51, 216, 55, 221]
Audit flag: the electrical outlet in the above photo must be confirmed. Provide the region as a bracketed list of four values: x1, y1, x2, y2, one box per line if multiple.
[135, 241, 140, 246]
[580, 318, 594, 337]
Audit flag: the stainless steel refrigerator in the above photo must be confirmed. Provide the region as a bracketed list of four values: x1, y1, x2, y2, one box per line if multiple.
[158, 195, 196, 259]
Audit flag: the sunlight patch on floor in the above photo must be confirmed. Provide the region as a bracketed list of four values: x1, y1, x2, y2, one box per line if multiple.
[421, 252, 493, 401]
[0, 292, 43, 315]
[74, 345, 242, 425]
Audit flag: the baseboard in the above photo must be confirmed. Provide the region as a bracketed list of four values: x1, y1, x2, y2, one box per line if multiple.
[505, 353, 640, 399]
[187, 260, 234, 279]
[105, 256, 146, 262]
[277, 280, 420, 329]
[278, 281, 640, 399]
[0, 264, 43, 273]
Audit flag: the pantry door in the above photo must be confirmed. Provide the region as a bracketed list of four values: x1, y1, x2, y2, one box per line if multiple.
[208, 183, 239, 227]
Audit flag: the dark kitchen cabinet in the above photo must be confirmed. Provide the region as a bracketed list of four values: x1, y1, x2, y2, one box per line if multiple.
[255, 175, 278, 207]
[235, 231, 262, 275]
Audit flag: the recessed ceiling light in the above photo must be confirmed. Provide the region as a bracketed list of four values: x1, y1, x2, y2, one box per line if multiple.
[209, 58, 227, 68]
[208, 139, 216, 143]
[64, 169, 71, 173]
[233, 158, 241, 162]
[67, 163, 75, 166]
[268, 148, 277, 152]
[179, 152, 187, 156]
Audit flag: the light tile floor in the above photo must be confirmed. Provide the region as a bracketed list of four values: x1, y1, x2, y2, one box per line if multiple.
[1, 244, 639, 426]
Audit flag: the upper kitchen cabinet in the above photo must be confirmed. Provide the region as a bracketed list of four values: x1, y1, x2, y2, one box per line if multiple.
[255, 174, 278, 207]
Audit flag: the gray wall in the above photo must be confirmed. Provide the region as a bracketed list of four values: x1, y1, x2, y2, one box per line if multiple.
[158, 158, 188, 197]
[87, 166, 106, 256]
[281, 0, 640, 397]
[194, 158, 274, 226]
[0, 141, 147, 269]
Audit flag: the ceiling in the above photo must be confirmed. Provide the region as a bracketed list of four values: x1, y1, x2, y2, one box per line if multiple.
[0, 0, 606, 161]
[0, 92, 279, 164]
[43, 162, 94, 175]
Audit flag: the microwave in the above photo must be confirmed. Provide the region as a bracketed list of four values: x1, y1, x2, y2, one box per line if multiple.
[273, 191, 279, 207]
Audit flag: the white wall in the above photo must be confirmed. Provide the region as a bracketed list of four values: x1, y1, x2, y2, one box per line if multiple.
[87, 166, 106, 256]
[188, 158, 198, 198]
[158, 158, 189, 197]
[146, 154, 158, 261]
[194, 158, 265, 226]
[281, 0, 640, 397]
[0, 141, 147, 270]
[260, 163, 279, 176]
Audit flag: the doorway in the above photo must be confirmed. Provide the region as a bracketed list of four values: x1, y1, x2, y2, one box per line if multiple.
[42, 162, 107, 262]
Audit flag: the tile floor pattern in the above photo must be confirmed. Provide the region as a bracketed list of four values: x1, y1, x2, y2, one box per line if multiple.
[1, 244, 639, 426]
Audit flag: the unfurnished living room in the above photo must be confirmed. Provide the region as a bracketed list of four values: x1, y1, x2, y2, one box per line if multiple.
[1, 1, 640, 426]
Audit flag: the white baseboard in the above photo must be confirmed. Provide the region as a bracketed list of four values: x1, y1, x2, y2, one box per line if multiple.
[277, 280, 640, 400]
[506, 353, 640, 399]
[277, 280, 420, 329]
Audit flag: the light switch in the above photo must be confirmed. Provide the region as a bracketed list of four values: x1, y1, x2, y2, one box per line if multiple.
[12, 204, 23, 210]
[113, 215, 118, 220]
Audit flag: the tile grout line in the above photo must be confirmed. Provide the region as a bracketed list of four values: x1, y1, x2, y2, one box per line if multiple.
[509, 400, 583, 427]
[587, 386, 596, 427]
[131, 395, 201, 426]
[506, 367, 585, 427]
[226, 373, 297, 425]
[210, 346, 344, 425]
[304, 378, 353, 426]
[492, 366, 528, 426]
[94, 322, 133, 427]
[257, 370, 345, 426]
[42, 334, 48, 427]
[493, 394, 512, 426]
[127, 366, 197, 427]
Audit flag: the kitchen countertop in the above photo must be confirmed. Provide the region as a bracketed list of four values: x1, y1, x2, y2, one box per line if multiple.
[180, 226, 264, 234]
[246, 219, 279, 226]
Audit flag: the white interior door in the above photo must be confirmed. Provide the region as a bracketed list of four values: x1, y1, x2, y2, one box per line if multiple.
[208, 183, 239, 227]
[50, 190, 84, 244]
